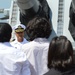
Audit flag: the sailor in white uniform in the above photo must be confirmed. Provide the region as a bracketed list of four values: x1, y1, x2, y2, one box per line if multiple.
[11, 24, 28, 50]
[0, 23, 31, 75]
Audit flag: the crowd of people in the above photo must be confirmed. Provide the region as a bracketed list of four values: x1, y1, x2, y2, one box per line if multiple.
[0, 0, 75, 75]
[0, 16, 75, 75]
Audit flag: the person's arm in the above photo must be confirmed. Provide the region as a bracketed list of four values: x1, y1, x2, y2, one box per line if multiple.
[9, 50, 31, 75]
[21, 59, 31, 75]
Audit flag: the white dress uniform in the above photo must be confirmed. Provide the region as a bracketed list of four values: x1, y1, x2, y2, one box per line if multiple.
[0, 42, 31, 75]
[11, 23, 28, 50]
[22, 38, 50, 75]
[10, 38, 28, 50]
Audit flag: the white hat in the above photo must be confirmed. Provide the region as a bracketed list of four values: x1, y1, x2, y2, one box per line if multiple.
[14, 24, 26, 32]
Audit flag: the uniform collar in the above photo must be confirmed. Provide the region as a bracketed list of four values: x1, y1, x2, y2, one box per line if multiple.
[15, 38, 28, 43]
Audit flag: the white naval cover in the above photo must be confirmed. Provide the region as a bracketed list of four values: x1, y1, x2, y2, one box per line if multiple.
[0, 42, 30, 75]
[22, 38, 49, 75]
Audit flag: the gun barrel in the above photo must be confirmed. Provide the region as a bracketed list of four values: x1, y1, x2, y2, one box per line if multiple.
[17, 0, 40, 14]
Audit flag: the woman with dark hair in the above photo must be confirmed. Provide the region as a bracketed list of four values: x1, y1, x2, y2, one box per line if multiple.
[0, 23, 31, 75]
[44, 36, 75, 75]
[26, 16, 52, 41]
[0, 23, 12, 42]
[22, 16, 52, 75]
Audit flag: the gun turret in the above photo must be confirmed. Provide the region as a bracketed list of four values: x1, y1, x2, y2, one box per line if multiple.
[16, 0, 52, 26]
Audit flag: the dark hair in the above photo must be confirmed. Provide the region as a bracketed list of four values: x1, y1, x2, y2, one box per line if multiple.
[26, 17, 52, 41]
[0, 23, 12, 42]
[47, 36, 73, 69]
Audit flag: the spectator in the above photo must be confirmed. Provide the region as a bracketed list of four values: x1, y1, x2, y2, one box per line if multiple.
[44, 36, 75, 75]
[0, 23, 31, 75]
[11, 23, 28, 50]
[22, 17, 52, 75]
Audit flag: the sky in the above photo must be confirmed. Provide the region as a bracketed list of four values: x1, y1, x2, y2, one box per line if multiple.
[0, 0, 11, 9]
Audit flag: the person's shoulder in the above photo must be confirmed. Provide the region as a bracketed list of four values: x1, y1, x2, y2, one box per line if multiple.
[22, 41, 34, 50]
[23, 40, 34, 46]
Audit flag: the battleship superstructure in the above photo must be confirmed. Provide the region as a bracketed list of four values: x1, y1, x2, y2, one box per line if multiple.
[47, 0, 75, 48]
[9, 0, 20, 40]
[9, 0, 20, 25]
